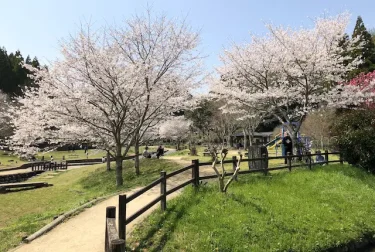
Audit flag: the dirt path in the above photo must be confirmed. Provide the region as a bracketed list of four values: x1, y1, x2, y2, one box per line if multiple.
[10, 164, 214, 252]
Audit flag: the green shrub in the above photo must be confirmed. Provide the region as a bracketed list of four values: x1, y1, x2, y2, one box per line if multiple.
[331, 109, 375, 171]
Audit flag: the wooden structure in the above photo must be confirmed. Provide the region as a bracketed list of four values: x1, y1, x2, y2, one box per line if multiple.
[31, 162, 67, 171]
[105, 150, 343, 248]
[105, 206, 125, 252]
[0, 182, 51, 193]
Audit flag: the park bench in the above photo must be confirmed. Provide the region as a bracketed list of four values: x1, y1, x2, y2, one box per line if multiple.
[0, 182, 51, 193]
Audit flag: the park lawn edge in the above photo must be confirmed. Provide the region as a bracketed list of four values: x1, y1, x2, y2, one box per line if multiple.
[0, 158, 183, 252]
[128, 164, 375, 252]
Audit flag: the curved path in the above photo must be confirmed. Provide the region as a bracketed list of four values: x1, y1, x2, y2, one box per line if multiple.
[10, 158, 213, 252]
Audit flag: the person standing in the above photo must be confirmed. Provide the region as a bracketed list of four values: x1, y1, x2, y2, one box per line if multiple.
[156, 145, 163, 159]
[282, 133, 293, 164]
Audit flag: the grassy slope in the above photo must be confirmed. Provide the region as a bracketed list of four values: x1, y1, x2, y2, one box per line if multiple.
[0, 151, 25, 169]
[0, 158, 181, 252]
[129, 164, 375, 252]
[0, 145, 160, 169]
[35, 146, 162, 161]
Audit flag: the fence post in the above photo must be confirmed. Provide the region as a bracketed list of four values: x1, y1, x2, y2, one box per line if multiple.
[118, 194, 126, 241]
[325, 150, 329, 165]
[261, 154, 268, 175]
[160, 171, 167, 211]
[65, 161, 68, 169]
[307, 151, 312, 170]
[31, 164, 34, 171]
[192, 159, 200, 186]
[105, 206, 116, 252]
[287, 152, 292, 172]
[339, 151, 344, 165]
[232, 156, 238, 181]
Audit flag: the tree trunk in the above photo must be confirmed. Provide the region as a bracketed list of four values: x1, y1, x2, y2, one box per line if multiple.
[115, 155, 123, 186]
[106, 151, 111, 171]
[134, 140, 140, 176]
[228, 135, 233, 148]
[177, 139, 181, 151]
[243, 129, 247, 150]
[247, 129, 254, 169]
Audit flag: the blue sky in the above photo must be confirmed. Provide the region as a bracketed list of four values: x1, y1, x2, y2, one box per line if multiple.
[1, 0, 374, 72]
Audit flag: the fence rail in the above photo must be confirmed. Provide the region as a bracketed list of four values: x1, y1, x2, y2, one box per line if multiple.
[104, 150, 343, 251]
[105, 206, 125, 252]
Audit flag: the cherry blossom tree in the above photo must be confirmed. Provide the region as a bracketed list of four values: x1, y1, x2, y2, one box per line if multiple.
[212, 13, 363, 145]
[159, 116, 191, 150]
[10, 11, 203, 186]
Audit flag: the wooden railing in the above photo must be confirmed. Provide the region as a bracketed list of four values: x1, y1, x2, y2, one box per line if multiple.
[105, 151, 343, 251]
[105, 206, 125, 252]
[31, 161, 68, 171]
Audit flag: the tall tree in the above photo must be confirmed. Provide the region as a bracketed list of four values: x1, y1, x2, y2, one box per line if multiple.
[212, 13, 363, 146]
[349, 16, 375, 78]
[10, 11, 202, 186]
[0, 47, 41, 96]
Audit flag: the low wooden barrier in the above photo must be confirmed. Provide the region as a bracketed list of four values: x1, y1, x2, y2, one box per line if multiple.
[105, 206, 125, 252]
[105, 150, 342, 250]
[31, 162, 67, 171]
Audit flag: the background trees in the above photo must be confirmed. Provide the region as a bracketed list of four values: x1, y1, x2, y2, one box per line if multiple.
[10, 12, 203, 186]
[348, 16, 375, 78]
[212, 13, 363, 146]
[0, 47, 40, 96]
[159, 116, 191, 150]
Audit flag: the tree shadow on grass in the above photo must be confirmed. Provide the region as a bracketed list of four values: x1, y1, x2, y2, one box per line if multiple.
[128, 190, 201, 252]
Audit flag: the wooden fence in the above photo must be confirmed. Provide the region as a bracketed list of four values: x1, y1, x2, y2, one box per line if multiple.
[31, 162, 68, 171]
[104, 150, 343, 251]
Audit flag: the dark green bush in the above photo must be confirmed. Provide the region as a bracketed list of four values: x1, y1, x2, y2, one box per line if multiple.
[331, 109, 375, 171]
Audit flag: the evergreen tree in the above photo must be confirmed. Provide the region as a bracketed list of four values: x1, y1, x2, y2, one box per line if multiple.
[0, 48, 15, 94]
[349, 16, 375, 78]
[0, 47, 41, 96]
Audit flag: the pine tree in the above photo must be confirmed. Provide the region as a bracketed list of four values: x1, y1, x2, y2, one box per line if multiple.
[0, 47, 41, 96]
[350, 16, 375, 78]
[0, 48, 15, 94]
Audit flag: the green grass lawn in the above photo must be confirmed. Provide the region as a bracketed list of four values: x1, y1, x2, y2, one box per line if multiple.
[0, 158, 182, 252]
[0, 151, 25, 169]
[35, 146, 162, 161]
[129, 164, 375, 251]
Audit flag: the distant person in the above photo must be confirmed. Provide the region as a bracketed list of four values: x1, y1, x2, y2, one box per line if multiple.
[282, 133, 293, 164]
[50, 156, 54, 162]
[316, 150, 325, 164]
[156, 145, 164, 159]
[143, 147, 151, 158]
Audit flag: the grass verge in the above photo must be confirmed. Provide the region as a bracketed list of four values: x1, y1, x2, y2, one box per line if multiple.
[0, 158, 181, 252]
[129, 164, 375, 251]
